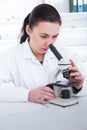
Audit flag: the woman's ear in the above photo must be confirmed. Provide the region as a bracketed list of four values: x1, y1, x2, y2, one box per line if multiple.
[25, 25, 31, 35]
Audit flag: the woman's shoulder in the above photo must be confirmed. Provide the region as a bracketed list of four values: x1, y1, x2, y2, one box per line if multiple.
[0, 43, 23, 59]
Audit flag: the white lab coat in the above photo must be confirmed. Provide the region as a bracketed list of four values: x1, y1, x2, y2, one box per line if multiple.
[0, 40, 85, 102]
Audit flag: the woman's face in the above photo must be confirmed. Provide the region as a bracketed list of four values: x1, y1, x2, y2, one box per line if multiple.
[26, 21, 60, 56]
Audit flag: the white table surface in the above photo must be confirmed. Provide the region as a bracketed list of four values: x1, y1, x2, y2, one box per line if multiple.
[0, 93, 87, 130]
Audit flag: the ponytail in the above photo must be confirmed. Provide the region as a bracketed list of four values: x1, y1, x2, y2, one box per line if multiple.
[20, 14, 30, 44]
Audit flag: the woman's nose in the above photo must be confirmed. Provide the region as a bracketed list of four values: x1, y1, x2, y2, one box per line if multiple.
[44, 42, 52, 48]
[45, 38, 53, 46]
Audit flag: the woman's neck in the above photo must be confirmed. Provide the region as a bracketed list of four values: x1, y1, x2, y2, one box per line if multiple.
[34, 53, 44, 62]
[29, 42, 45, 61]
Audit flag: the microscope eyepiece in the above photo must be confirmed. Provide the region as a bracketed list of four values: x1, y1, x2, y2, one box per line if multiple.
[49, 44, 63, 61]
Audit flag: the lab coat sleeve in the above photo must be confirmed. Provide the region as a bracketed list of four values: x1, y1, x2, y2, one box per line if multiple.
[0, 82, 29, 102]
[0, 55, 29, 102]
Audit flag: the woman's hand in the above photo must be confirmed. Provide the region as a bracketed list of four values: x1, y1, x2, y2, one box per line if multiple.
[28, 86, 56, 104]
[68, 59, 84, 90]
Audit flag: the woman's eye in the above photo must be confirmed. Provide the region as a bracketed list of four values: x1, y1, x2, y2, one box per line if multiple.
[53, 35, 58, 38]
[40, 35, 58, 39]
[40, 36, 47, 38]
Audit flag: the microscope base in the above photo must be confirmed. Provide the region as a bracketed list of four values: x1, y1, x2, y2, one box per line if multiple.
[50, 97, 79, 107]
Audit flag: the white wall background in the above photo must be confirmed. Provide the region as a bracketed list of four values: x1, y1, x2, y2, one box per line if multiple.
[0, 0, 39, 41]
[0, 0, 70, 41]
[0, 0, 39, 54]
[0, 0, 38, 20]
[45, 0, 69, 12]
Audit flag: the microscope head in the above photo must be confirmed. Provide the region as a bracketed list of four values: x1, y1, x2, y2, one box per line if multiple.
[49, 44, 72, 79]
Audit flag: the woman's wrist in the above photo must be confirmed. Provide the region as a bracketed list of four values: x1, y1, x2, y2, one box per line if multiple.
[28, 90, 32, 101]
[72, 86, 83, 94]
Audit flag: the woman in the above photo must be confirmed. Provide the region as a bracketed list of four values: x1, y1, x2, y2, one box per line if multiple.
[0, 4, 84, 104]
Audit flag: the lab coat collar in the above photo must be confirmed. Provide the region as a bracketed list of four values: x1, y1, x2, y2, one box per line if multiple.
[23, 40, 36, 59]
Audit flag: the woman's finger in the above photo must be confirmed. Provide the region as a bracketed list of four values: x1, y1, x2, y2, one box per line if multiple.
[69, 59, 76, 67]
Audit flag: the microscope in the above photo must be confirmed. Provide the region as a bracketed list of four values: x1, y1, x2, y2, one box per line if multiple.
[47, 44, 79, 107]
